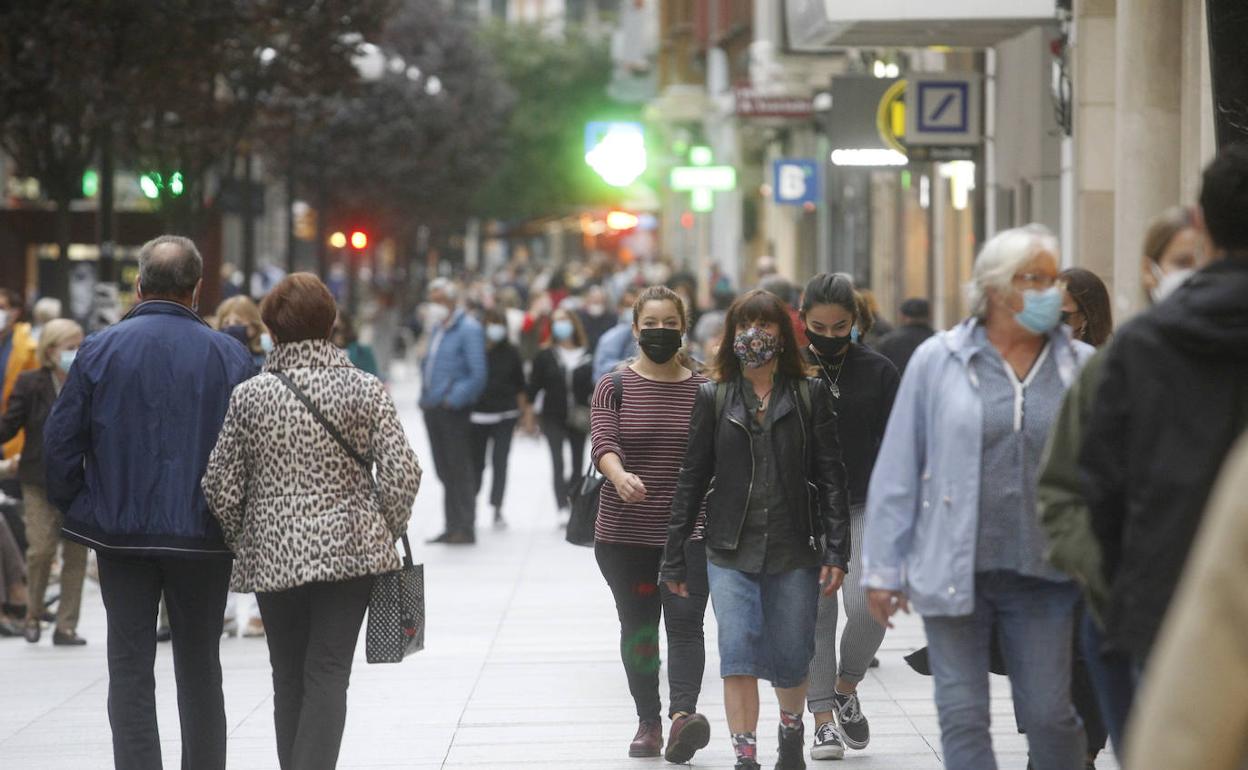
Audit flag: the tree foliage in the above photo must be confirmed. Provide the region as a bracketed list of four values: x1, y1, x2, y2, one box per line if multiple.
[293, 1, 512, 234]
[472, 22, 617, 222]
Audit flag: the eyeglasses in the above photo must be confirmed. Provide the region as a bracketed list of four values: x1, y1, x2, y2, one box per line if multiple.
[1012, 272, 1058, 290]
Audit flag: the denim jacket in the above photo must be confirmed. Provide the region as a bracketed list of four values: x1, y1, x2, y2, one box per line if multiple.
[420, 309, 487, 410]
[861, 318, 1094, 616]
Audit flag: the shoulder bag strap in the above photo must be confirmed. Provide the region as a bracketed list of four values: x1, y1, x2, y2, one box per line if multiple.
[272, 370, 373, 475]
[272, 370, 413, 564]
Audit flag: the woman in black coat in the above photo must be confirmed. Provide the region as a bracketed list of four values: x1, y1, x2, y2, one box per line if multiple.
[470, 308, 529, 528]
[660, 290, 850, 770]
[526, 307, 594, 519]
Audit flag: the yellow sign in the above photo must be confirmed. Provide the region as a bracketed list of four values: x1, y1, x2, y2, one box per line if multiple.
[876, 79, 907, 154]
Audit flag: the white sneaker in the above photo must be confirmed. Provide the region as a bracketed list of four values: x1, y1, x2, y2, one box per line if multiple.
[810, 721, 845, 760]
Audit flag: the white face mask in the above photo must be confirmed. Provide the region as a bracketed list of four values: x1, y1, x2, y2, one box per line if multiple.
[486, 324, 508, 343]
[426, 303, 451, 326]
[1150, 264, 1195, 304]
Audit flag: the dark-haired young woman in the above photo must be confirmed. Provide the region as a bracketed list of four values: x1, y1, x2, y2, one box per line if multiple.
[591, 286, 712, 763]
[662, 289, 851, 770]
[1059, 268, 1113, 348]
[798, 273, 899, 760]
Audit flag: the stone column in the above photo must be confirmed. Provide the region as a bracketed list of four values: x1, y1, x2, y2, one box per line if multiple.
[1072, 0, 1117, 289]
[1113, 0, 1183, 319]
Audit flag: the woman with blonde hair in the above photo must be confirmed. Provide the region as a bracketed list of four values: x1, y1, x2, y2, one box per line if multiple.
[0, 318, 89, 645]
[215, 295, 272, 372]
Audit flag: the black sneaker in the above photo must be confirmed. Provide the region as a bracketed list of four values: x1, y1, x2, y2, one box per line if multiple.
[833, 691, 869, 750]
[809, 721, 845, 760]
[776, 722, 806, 769]
[735, 761, 761, 770]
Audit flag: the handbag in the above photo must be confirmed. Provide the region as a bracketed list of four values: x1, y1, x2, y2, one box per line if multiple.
[272, 371, 425, 663]
[565, 369, 623, 546]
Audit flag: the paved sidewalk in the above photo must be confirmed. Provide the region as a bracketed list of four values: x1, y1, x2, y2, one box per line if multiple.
[0, 378, 1116, 768]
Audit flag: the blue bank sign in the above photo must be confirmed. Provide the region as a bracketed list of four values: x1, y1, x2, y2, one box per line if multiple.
[772, 159, 821, 205]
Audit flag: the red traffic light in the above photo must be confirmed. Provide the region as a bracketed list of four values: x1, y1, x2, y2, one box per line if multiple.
[350, 230, 368, 249]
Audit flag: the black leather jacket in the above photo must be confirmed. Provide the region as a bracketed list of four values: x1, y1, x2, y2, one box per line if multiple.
[660, 375, 851, 581]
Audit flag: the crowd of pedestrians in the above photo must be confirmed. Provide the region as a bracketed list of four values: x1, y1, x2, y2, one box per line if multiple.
[0, 146, 1245, 770]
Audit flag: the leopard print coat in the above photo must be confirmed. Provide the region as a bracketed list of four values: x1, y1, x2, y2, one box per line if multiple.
[203, 339, 422, 593]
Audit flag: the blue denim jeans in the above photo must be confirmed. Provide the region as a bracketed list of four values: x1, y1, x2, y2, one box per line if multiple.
[1079, 611, 1138, 757]
[706, 562, 820, 688]
[923, 571, 1085, 770]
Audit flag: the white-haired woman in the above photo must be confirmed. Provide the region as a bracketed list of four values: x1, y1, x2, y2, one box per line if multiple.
[861, 225, 1094, 769]
[0, 318, 88, 645]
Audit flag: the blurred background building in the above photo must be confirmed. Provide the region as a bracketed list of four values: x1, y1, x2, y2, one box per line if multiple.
[0, 0, 1240, 329]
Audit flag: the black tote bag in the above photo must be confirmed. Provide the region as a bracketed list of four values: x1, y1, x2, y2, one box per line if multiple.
[565, 369, 623, 547]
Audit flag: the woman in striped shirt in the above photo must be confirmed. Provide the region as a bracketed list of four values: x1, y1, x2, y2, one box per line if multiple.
[591, 285, 711, 764]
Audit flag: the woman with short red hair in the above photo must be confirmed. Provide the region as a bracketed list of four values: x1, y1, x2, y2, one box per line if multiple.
[204, 272, 422, 769]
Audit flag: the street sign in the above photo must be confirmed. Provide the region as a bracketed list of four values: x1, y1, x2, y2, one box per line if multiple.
[670, 146, 736, 213]
[772, 159, 820, 205]
[906, 73, 982, 147]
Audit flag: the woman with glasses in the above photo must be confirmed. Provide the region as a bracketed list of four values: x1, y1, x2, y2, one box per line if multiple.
[864, 225, 1095, 769]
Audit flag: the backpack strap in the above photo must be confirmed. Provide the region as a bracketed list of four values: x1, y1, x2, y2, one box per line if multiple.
[610, 369, 625, 412]
[797, 378, 812, 422]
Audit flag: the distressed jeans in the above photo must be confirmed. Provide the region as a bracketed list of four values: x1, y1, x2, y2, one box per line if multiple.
[923, 570, 1085, 770]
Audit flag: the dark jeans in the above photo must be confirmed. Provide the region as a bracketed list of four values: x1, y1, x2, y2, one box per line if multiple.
[541, 418, 586, 508]
[424, 406, 477, 535]
[1070, 602, 1108, 759]
[470, 418, 517, 510]
[97, 553, 232, 770]
[1080, 611, 1138, 757]
[256, 576, 373, 770]
[595, 540, 709, 721]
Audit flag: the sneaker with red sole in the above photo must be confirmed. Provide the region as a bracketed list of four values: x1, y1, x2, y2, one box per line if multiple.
[665, 713, 711, 763]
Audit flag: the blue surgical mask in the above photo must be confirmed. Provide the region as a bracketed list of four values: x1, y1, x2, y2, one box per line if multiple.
[59, 349, 77, 372]
[259, 333, 274, 353]
[486, 324, 508, 343]
[1015, 286, 1064, 335]
[551, 319, 575, 342]
[850, 326, 861, 344]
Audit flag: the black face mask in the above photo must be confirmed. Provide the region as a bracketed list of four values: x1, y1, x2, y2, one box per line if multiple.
[637, 327, 683, 364]
[807, 330, 852, 360]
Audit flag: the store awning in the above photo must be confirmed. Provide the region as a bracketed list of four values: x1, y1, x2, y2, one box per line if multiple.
[784, 0, 1057, 50]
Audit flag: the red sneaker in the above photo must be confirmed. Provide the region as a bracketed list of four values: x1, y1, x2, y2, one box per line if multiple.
[665, 712, 711, 763]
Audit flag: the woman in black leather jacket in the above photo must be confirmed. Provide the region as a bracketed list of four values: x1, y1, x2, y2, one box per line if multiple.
[661, 289, 850, 770]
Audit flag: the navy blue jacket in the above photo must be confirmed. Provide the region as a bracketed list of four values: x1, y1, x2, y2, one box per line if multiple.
[43, 300, 255, 558]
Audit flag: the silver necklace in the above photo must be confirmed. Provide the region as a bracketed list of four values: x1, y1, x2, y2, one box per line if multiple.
[814, 352, 846, 399]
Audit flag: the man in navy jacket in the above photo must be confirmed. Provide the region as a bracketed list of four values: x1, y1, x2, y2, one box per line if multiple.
[420, 278, 486, 544]
[44, 235, 254, 770]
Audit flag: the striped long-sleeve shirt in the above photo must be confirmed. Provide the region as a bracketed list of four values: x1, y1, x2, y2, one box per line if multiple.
[591, 367, 707, 547]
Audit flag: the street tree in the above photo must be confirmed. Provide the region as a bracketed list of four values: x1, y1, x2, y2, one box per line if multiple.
[472, 22, 616, 222]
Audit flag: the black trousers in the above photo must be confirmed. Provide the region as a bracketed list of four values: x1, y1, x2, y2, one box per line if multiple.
[469, 418, 517, 510]
[256, 576, 373, 770]
[424, 406, 477, 535]
[595, 540, 710, 721]
[540, 418, 587, 509]
[97, 553, 232, 770]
